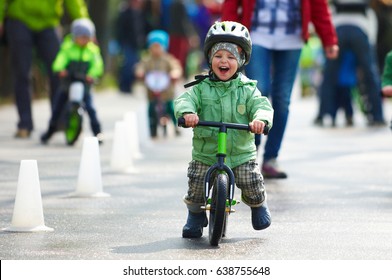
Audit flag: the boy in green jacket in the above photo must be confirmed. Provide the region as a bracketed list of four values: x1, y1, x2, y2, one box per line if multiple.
[41, 18, 104, 144]
[174, 21, 274, 238]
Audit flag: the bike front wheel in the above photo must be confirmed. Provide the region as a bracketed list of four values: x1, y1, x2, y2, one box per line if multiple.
[209, 173, 228, 246]
[65, 104, 83, 146]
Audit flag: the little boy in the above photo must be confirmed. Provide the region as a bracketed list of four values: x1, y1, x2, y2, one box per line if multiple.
[174, 21, 274, 238]
[134, 29, 183, 138]
[41, 18, 104, 144]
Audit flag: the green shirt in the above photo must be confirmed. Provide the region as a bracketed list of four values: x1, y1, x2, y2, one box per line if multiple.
[174, 73, 274, 168]
[0, 0, 88, 31]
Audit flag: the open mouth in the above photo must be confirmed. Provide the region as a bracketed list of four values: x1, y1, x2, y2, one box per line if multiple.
[218, 66, 230, 74]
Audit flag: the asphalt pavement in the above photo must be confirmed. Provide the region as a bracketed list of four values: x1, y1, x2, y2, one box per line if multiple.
[1, 84, 392, 262]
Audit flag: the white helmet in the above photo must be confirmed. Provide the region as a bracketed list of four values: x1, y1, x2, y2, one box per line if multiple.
[204, 21, 252, 65]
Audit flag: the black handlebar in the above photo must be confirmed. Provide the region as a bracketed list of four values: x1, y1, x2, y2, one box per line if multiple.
[177, 117, 269, 135]
[68, 72, 87, 82]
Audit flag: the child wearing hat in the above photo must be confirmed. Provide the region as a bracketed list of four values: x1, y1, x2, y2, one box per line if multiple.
[174, 21, 274, 238]
[41, 18, 104, 144]
[135, 30, 183, 138]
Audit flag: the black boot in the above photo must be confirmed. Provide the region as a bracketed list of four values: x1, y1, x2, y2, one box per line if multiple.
[182, 211, 208, 238]
[40, 125, 56, 144]
[251, 202, 271, 230]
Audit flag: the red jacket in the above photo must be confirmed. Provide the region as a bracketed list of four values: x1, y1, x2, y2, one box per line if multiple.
[221, 0, 338, 48]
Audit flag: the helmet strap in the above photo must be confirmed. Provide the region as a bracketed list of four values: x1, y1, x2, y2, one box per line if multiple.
[184, 71, 213, 88]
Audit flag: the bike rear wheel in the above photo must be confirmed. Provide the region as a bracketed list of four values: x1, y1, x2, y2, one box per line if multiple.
[209, 173, 228, 246]
[65, 104, 83, 146]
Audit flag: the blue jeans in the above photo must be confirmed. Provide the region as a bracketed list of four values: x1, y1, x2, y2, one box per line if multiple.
[333, 86, 354, 121]
[6, 19, 60, 131]
[118, 45, 138, 93]
[246, 45, 301, 162]
[318, 25, 384, 122]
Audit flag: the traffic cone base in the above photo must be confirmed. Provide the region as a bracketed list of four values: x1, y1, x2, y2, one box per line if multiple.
[3, 224, 54, 232]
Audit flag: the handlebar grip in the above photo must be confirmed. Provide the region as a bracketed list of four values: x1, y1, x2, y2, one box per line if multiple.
[263, 125, 270, 135]
[177, 117, 187, 127]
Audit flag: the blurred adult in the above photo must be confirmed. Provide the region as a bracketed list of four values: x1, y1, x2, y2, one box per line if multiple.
[115, 0, 150, 93]
[190, 0, 213, 48]
[315, 0, 385, 127]
[371, 0, 392, 72]
[0, 0, 89, 138]
[167, 0, 197, 76]
[222, 0, 339, 179]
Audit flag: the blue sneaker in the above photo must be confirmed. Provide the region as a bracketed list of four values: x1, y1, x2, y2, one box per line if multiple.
[182, 211, 208, 238]
[251, 203, 271, 230]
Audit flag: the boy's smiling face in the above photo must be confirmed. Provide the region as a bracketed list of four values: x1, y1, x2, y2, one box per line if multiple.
[211, 49, 239, 81]
[74, 35, 91, 47]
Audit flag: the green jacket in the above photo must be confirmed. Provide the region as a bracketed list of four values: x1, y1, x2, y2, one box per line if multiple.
[0, 0, 88, 31]
[174, 73, 274, 168]
[52, 35, 104, 79]
[382, 50, 392, 87]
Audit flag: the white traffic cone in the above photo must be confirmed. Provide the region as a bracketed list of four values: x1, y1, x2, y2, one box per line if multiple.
[110, 121, 138, 173]
[137, 103, 152, 147]
[124, 111, 143, 159]
[3, 160, 53, 232]
[70, 137, 110, 197]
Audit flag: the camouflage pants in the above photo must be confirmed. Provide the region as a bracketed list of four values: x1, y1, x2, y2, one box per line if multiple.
[183, 160, 267, 212]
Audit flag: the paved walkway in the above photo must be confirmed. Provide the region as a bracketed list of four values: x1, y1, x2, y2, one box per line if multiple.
[1, 85, 392, 264]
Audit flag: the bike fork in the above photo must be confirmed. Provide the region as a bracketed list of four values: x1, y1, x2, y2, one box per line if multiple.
[203, 161, 236, 212]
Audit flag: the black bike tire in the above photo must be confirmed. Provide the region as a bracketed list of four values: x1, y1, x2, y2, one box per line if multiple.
[65, 105, 83, 146]
[209, 173, 228, 246]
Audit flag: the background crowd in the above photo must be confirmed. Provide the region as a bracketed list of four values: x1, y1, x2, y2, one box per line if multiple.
[1, 0, 392, 179]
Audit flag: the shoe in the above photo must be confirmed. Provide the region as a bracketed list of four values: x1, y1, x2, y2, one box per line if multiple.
[251, 203, 271, 230]
[14, 129, 31, 139]
[345, 116, 354, 127]
[262, 159, 287, 179]
[40, 126, 56, 144]
[182, 211, 208, 238]
[368, 120, 387, 127]
[95, 133, 104, 145]
[313, 116, 323, 126]
[331, 118, 336, 127]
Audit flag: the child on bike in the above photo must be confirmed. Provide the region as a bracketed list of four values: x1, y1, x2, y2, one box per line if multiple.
[41, 18, 104, 144]
[174, 21, 274, 238]
[134, 30, 183, 138]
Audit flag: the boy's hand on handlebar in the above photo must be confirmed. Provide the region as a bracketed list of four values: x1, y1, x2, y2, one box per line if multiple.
[183, 113, 199, 128]
[382, 86, 392, 97]
[135, 70, 144, 80]
[249, 120, 266, 134]
[58, 70, 68, 78]
[86, 76, 94, 84]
